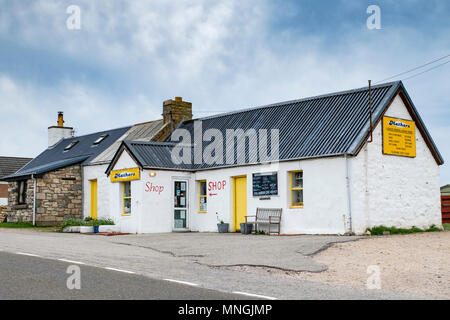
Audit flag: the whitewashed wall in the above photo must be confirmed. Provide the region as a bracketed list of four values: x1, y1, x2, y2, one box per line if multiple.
[82, 164, 113, 220]
[193, 159, 349, 234]
[107, 149, 349, 234]
[89, 93, 441, 235]
[350, 94, 442, 233]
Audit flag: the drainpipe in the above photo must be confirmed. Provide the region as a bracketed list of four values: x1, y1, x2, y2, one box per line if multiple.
[32, 174, 37, 226]
[344, 154, 353, 234]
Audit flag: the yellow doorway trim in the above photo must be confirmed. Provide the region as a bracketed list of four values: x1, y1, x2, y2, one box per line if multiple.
[90, 179, 98, 219]
[232, 175, 247, 232]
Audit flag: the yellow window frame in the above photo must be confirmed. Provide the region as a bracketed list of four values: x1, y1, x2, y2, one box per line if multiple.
[122, 181, 132, 216]
[289, 170, 304, 208]
[198, 180, 207, 213]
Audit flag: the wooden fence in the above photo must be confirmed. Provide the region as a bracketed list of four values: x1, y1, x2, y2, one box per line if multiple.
[442, 195, 450, 224]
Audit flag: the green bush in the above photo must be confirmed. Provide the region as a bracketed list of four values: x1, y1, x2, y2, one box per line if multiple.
[425, 224, 441, 232]
[367, 225, 442, 235]
[61, 217, 114, 229]
[92, 218, 114, 226]
[61, 218, 86, 229]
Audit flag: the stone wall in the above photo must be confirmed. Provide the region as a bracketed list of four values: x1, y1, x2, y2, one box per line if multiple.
[7, 179, 34, 223]
[7, 164, 83, 226]
[0, 205, 7, 222]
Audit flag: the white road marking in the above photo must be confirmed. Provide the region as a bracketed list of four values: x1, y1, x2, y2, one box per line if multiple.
[232, 291, 277, 300]
[104, 267, 135, 274]
[57, 258, 86, 265]
[163, 279, 199, 287]
[16, 252, 40, 257]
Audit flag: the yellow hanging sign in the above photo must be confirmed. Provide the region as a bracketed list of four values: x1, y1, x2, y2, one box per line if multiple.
[110, 167, 140, 182]
[382, 116, 416, 158]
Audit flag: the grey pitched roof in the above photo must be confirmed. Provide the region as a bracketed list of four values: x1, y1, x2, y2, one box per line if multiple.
[124, 141, 193, 171]
[0, 157, 33, 180]
[89, 119, 164, 165]
[4, 126, 131, 180]
[108, 81, 443, 173]
[442, 184, 450, 194]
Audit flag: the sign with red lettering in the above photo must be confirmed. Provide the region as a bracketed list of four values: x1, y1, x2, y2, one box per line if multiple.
[208, 180, 226, 196]
[145, 182, 164, 195]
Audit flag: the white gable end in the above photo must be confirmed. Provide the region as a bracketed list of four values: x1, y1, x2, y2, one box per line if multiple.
[113, 149, 139, 171]
[349, 93, 441, 233]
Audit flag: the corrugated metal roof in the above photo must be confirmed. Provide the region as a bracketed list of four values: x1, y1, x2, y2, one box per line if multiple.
[5, 126, 131, 180]
[116, 81, 442, 171]
[123, 141, 193, 171]
[90, 119, 164, 164]
[0, 157, 33, 180]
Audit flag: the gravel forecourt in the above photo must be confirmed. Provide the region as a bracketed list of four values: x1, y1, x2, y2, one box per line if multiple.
[232, 231, 450, 299]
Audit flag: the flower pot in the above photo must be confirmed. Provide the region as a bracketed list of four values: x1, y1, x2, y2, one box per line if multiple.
[93, 225, 99, 233]
[240, 223, 253, 234]
[217, 223, 229, 233]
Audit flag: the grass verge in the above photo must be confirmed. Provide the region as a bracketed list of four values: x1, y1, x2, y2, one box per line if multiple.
[443, 224, 450, 231]
[0, 222, 58, 231]
[367, 224, 442, 235]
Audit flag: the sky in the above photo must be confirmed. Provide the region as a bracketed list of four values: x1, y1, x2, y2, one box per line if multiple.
[0, 0, 449, 184]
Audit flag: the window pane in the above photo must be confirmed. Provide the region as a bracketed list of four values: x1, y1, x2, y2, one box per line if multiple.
[292, 171, 303, 188]
[18, 181, 27, 204]
[174, 181, 186, 208]
[200, 196, 207, 212]
[200, 181, 206, 196]
[123, 182, 131, 197]
[174, 210, 187, 228]
[124, 198, 131, 214]
[291, 189, 303, 207]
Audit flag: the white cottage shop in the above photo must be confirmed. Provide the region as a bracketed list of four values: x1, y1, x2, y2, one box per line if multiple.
[98, 81, 443, 235]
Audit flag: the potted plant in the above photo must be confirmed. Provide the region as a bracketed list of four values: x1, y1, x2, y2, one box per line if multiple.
[216, 212, 229, 233]
[92, 219, 100, 233]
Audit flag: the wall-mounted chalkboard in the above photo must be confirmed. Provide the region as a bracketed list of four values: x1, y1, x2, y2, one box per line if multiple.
[252, 173, 278, 196]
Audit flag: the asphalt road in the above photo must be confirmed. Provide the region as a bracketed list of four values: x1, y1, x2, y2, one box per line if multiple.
[0, 230, 429, 299]
[0, 251, 248, 300]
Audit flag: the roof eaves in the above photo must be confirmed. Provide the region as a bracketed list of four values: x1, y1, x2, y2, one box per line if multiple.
[397, 82, 444, 165]
[3, 155, 89, 180]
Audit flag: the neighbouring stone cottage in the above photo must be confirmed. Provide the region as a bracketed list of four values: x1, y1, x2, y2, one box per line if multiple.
[0, 156, 32, 222]
[4, 98, 192, 225]
[7, 164, 82, 225]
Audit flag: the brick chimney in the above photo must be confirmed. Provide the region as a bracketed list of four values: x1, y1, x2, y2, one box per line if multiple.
[163, 97, 192, 129]
[48, 111, 74, 147]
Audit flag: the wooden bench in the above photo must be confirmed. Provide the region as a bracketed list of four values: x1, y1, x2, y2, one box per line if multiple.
[245, 208, 282, 235]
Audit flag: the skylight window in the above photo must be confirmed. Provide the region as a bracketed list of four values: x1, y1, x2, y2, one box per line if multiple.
[64, 140, 79, 151]
[92, 134, 109, 145]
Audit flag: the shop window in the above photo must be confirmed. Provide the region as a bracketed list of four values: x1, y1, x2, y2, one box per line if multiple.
[289, 171, 303, 208]
[198, 180, 207, 213]
[122, 181, 131, 215]
[17, 180, 27, 204]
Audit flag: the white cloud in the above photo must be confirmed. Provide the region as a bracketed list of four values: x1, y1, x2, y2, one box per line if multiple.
[0, 1, 448, 183]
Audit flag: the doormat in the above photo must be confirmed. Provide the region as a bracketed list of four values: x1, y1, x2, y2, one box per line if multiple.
[86, 232, 130, 236]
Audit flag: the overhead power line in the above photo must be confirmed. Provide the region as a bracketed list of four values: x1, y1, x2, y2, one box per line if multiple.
[401, 59, 450, 81]
[375, 53, 450, 84]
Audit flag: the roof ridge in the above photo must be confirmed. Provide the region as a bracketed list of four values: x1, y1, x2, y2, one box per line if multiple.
[194, 81, 401, 121]
[132, 118, 164, 127]
[61, 125, 133, 142]
[127, 140, 178, 146]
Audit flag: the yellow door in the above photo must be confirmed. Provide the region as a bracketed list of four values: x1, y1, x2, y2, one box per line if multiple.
[233, 176, 247, 232]
[90, 179, 98, 219]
